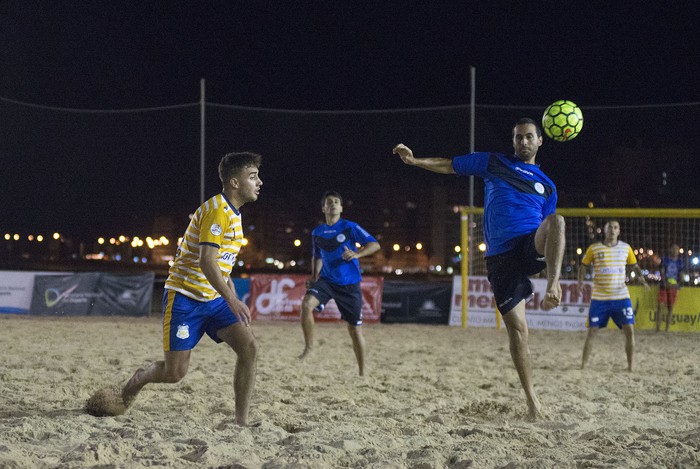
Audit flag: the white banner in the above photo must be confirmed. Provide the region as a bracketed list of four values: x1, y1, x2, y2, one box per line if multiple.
[449, 275, 592, 331]
[0, 270, 66, 314]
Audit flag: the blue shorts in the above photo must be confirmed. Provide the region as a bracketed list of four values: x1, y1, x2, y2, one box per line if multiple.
[306, 278, 363, 326]
[588, 298, 634, 329]
[162, 289, 238, 351]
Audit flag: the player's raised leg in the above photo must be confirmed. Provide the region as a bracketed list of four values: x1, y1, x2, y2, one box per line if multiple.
[299, 294, 319, 359]
[535, 213, 565, 310]
[502, 301, 541, 420]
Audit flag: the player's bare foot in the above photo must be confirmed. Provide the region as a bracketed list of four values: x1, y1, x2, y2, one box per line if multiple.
[526, 398, 543, 422]
[86, 385, 131, 417]
[541, 283, 562, 310]
[298, 348, 313, 360]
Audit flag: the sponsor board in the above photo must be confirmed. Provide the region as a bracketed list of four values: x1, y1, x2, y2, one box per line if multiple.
[250, 274, 383, 323]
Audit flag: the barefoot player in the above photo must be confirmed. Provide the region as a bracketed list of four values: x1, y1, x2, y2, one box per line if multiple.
[87, 152, 262, 425]
[393, 118, 565, 420]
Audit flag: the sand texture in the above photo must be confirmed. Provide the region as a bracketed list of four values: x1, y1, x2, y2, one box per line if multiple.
[1, 315, 699, 468]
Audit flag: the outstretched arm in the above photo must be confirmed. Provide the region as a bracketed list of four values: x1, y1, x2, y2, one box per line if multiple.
[393, 144, 455, 174]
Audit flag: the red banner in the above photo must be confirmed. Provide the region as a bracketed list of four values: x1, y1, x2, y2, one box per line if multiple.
[250, 274, 383, 323]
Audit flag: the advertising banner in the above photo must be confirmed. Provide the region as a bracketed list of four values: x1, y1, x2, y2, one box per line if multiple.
[629, 286, 700, 332]
[450, 276, 700, 332]
[30, 272, 154, 316]
[0, 270, 65, 314]
[250, 274, 383, 323]
[381, 281, 452, 324]
[449, 275, 591, 330]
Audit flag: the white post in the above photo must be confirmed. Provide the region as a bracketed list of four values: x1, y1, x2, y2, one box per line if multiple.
[200, 78, 206, 205]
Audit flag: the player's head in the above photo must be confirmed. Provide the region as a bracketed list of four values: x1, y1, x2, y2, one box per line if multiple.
[603, 220, 621, 241]
[321, 191, 343, 215]
[669, 243, 680, 257]
[219, 152, 262, 183]
[512, 118, 543, 162]
[219, 152, 263, 202]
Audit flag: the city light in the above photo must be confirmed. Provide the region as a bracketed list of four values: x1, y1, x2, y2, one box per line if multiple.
[98, 237, 105, 244]
[415, 243, 422, 250]
[576, 247, 583, 255]
[454, 245, 461, 253]
[294, 239, 301, 247]
[478, 243, 486, 252]
[53, 232, 60, 240]
[392, 244, 400, 252]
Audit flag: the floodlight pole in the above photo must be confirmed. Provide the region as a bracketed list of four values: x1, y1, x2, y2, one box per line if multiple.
[200, 78, 206, 205]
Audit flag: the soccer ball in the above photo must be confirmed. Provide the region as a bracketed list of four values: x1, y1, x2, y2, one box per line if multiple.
[542, 100, 583, 142]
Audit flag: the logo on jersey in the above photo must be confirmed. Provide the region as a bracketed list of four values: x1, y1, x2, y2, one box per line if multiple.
[534, 182, 545, 194]
[336, 234, 346, 243]
[176, 324, 190, 339]
[210, 224, 222, 236]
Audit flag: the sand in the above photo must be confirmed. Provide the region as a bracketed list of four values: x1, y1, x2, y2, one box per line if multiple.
[1, 315, 699, 468]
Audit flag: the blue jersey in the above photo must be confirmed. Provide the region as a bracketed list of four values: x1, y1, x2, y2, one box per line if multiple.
[661, 256, 683, 283]
[453, 152, 557, 256]
[312, 219, 377, 285]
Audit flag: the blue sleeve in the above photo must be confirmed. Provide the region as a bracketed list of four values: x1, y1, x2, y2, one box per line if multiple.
[452, 152, 490, 177]
[350, 223, 377, 245]
[543, 188, 558, 217]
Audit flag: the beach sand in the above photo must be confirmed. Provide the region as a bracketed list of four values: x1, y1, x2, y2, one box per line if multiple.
[1, 315, 699, 468]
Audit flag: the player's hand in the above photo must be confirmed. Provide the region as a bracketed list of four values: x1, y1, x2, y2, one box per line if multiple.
[305, 278, 316, 289]
[342, 246, 357, 261]
[392, 144, 416, 165]
[228, 297, 252, 326]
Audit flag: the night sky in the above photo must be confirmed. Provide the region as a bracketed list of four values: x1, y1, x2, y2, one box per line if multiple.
[1, 2, 699, 238]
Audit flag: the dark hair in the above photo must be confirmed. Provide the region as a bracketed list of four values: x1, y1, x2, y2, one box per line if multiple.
[218, 152, 262, 183]
[513, 117, 542, 138]
[321, 190, 343, 204]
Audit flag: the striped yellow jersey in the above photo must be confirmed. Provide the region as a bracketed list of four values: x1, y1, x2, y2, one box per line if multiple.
[581, 241, 637, 300]
[165, 193, 244, 301]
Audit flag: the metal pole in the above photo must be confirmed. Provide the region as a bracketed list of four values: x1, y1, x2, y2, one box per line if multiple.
[200, 78, 206, 205]
[461, 66, 476, 329]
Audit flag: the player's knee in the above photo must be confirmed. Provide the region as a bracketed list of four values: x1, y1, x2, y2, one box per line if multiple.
[301, 296, 317, 314]
[547, 213, 565, 233]
[236, 335, 258, 361]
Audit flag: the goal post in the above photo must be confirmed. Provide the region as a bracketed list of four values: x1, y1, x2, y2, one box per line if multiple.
[458, 207, 700, 329]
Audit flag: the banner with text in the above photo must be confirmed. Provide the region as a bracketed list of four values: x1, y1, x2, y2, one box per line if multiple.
[449, 276, 700, 332]
[449, 276, 591, 331]
[0, 270, 66, 314]
[30, 272, 154, 316]
[250, 274, 383, 323]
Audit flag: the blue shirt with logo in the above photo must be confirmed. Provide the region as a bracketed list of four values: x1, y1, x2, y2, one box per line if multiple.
[452, 152, 557, 256]
[312, 218, 377, 285]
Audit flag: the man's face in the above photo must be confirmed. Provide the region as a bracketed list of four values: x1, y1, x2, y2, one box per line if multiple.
[512, 123, 543, 161]
[604, 221, 620, 239]
[233, 166, 262, 203]
[322, 196, 343, 216]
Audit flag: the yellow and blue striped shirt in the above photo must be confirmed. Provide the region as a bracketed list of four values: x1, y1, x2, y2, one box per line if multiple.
[581, 241, 637, 300]
[165, 193, 244, 301]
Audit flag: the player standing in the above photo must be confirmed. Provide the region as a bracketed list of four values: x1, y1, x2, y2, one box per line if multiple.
[578, 220, 649, 371]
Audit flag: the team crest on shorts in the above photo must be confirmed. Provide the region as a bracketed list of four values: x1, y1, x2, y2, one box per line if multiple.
[336, 234, 346, 243]
[176, 324, 190, 339]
